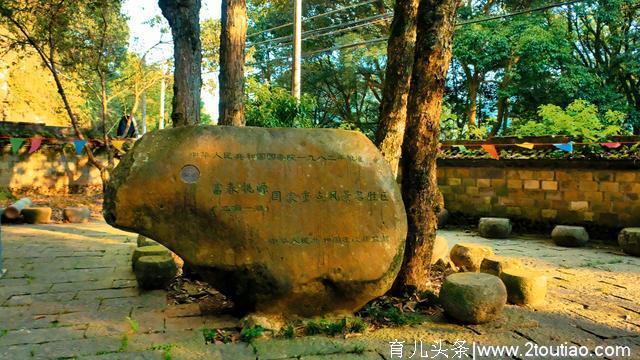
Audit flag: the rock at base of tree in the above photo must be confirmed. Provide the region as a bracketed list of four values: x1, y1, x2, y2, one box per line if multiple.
[241, 313, 284, 331]
[500, 268, 547, 307]
[431, 236, 449, 265]
[437, 209, 450, 227]
[62, 207, 91, 223]
[132, 245, 171, 269]
[480, 256, 523, 276]
[134, 255, 177, 290]
[450, 243, 494, 272]
[551, 225, 589, 247]
[137, 235, 160, 247]
[21, 207, 52, 224]
[478, 217, 512, 239]
[439, 272, 507, 324]
[618, 228, 640, 257]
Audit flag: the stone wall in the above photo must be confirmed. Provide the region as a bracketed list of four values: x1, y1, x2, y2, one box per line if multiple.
[0, 144, 102, 195]
[437, 160, 640, 230]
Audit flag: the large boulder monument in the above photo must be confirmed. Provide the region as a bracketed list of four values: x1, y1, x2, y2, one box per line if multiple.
[104, 126, 408, 317]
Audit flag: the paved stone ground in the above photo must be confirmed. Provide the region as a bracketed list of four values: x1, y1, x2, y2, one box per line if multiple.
[0, 222, 638, 359]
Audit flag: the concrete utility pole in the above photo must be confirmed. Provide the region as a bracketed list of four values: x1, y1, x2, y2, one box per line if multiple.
[291, 0, 302, 99]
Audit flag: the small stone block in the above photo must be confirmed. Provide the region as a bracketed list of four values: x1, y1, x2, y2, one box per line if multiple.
[478, 217, 512, 239]
[21, 207, 52, 224]
[480, 256, 522, 276]
[134, 255, 177, 290]
[131, 245, 171, 269]
[439, 272, 507, 324]
[62, 207, 91, 223]
[137, 235, 160, 247]
[500, 268, 547, 307]
[618, 228, 640, 257]
[551, 225, 589, 247]
[450, 243, 494, 272]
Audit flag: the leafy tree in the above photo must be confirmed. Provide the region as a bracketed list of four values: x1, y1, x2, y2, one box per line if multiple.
[509, 99, 628, 141]
[0, 0, 128, 180]
[245, 79, 315, 128]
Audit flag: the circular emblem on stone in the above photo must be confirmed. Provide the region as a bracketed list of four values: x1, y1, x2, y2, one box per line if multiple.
[180, 165, 200, 184]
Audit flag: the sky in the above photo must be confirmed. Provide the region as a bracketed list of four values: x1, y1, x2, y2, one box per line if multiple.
[123, 0, 222, 121]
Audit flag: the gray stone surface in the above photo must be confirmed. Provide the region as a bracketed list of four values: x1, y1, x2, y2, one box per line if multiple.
[551, 225, 589, 247]
[0, 222, 638, 359]
[618, 228, 640, 256]
[478, 217, 512, 239]
[439, 272, 507, 324]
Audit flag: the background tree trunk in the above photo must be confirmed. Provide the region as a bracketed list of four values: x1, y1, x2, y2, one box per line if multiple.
[218, 0, 247, 126]
[394, 0, 460, 293]
[375, 0, 419, 179]
[159, 0, 202, 127]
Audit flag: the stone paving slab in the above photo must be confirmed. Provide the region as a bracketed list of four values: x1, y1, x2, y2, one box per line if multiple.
[0, 222, 638, 359]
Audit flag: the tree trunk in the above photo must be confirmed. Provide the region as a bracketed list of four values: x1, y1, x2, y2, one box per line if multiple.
[159, 0, 202, 127]
[394, 0, 460, 293]
[375, 0, 419, 179]
[219, 0, 247, 126]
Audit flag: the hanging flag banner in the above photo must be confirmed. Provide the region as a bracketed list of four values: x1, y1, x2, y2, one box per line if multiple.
[10, 138, 25, 154]
[111, 140, 126, 152]
[73, 139, 87, 155]
[553, 142, 574, 153]
[29, 137, 43, 154]
[481, 144, 500, 160]
[601, 142, 621, 149]
[516, 142, 535, 149]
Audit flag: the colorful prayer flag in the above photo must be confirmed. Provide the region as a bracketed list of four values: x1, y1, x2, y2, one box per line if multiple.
[10, 138, 24, 154]
[481, 144, 500, 160]
[601, 142, 621, 149]
[516, 142, 535, 149]
[73, 139, 87, 155]
[29, 137, 43, 154]
[553, 142, 574, 153]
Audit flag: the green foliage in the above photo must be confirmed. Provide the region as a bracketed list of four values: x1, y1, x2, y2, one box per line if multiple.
[148, 343, 175, 360]
[303, 317, 366, 336]
[202, 328, 217, 344]
[245, 79, 316, 128]
[509, 100, 628, 141]
[282, 323, 296, 339]
[239, 325, 264, 342]
[361, 305, 427, 327]
[125, 317, 139, 333]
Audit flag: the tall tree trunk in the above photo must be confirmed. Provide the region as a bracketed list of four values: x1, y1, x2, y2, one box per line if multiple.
[490, 56, 518, 137]
[466, 70, 479, 126]
[376, 0, 419, 179]
[394, 0, 460, 293]
[219, 0, 247, 126]
[159, 0, 202, 127]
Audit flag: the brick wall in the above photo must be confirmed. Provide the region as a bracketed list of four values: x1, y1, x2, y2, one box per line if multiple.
[0, 144, 103, 195]
[437, 161, 640, 229]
